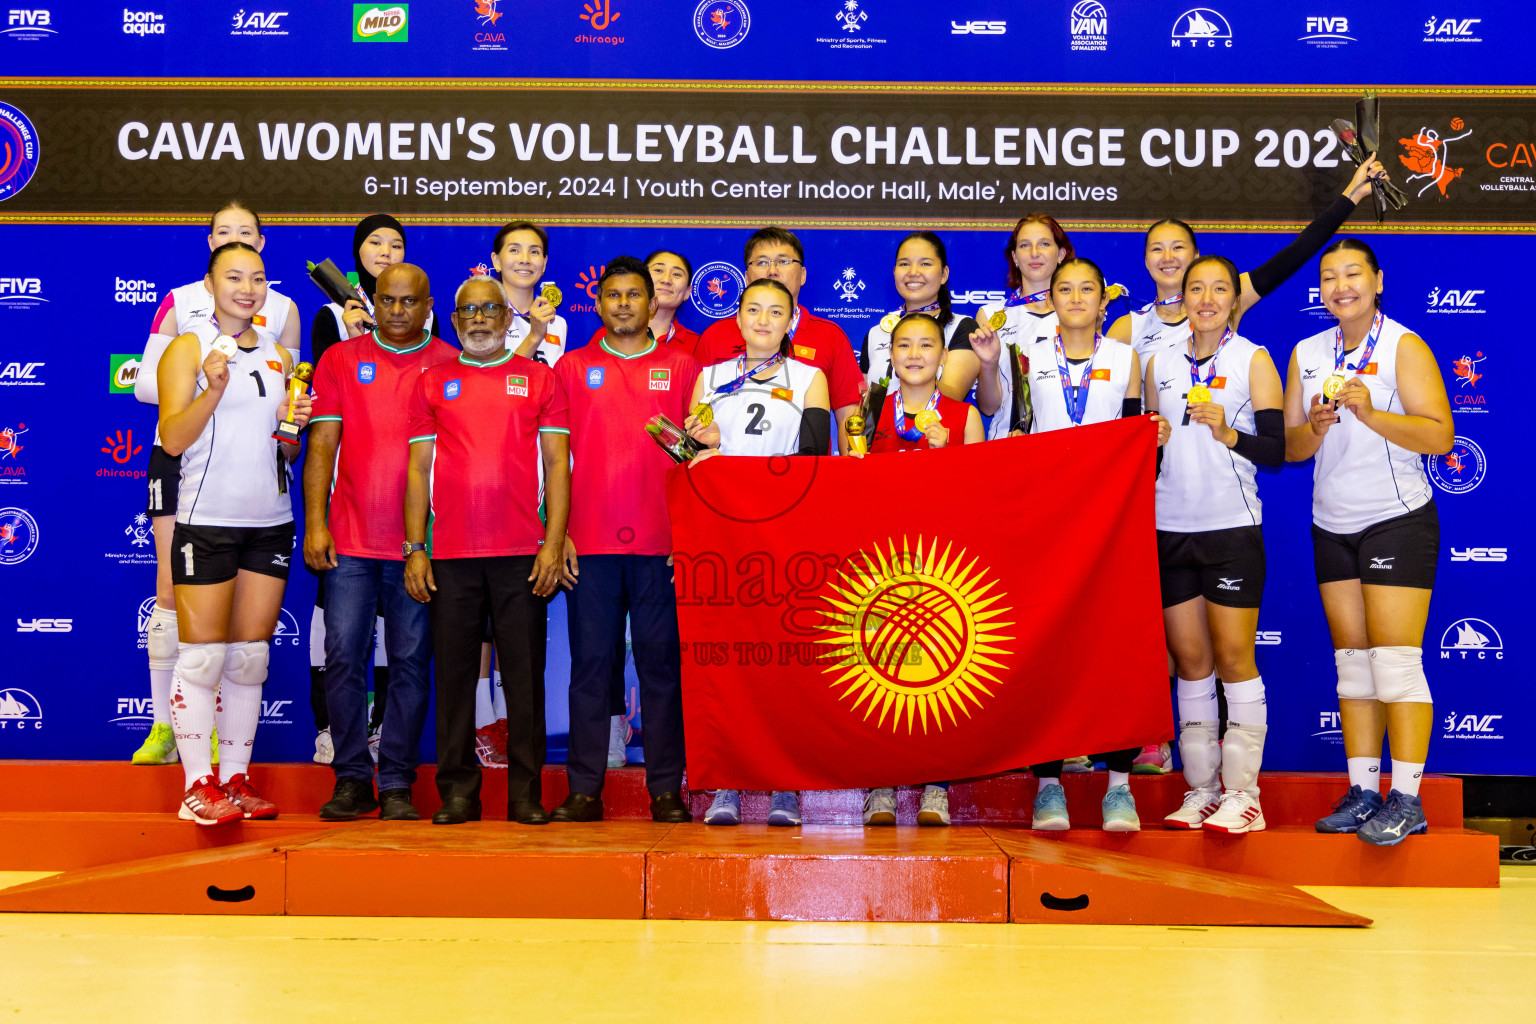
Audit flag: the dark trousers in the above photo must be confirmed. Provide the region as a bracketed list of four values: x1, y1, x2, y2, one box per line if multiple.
[1033, 748, 1140, 778]
[566, 554, 684, 797]
[430, 556, 546, 810]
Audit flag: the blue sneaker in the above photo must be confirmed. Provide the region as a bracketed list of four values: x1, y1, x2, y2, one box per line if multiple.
[1101, 784, 1140, 832]
[1315, 784, 1385, 834]
[1032, 784, 1070, 831]
[704, 789, 741, 826]
[766, 790, 802, 827]
[1357, 789, 1427, 846]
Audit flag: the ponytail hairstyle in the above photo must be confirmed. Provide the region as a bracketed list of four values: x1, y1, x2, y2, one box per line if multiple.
[1143, 217, 1197, 254]
[209, 200, 262, 237]
[1004, 213, 1074, 293]
[207, 241, 261, 275]
[1320, 238, 1383, 308]
[740, 278, 797, 357]
[1181, 254, 1244, 328]
[895, 230, 954, 328]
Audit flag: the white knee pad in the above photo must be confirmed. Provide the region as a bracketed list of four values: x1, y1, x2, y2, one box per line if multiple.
[175, 641, 227, 691]
[1370, 646, 1431, 704]
[1222, 677, 1266, 705]
[146, 604, 179, 671]
[222, 640, 270, 688]
[1335, 648, 1375, 700]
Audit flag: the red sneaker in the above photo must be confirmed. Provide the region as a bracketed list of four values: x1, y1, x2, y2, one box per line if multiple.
[179, 775, 243, 826]
[223, 773, 280, 820]
[475, 718, 508, 768]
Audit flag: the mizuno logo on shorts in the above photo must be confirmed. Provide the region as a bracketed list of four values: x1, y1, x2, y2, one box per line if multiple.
[1370, 557, 1394, 569]
[1218, 577, 1243, 590]
[272, 554, 290, 567]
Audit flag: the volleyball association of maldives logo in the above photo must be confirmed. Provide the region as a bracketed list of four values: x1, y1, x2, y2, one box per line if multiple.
[817, 536, 1013, 735]
[0, 102, 40, 202]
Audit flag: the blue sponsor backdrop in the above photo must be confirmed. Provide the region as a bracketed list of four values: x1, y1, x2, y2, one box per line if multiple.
[0, 0, 1528, 775]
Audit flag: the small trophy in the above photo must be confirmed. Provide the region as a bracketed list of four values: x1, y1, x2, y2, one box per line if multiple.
[1007, 343, 1033, 434]
[645, 414, 704, 464]
[847, 376, 888, 454]
[1331, 91, 1408, 221]
[273, 362, 314, 445]
[307, 259, 376, 329]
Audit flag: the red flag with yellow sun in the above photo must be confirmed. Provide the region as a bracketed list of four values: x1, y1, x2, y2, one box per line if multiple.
[666, 416, 1173, 791]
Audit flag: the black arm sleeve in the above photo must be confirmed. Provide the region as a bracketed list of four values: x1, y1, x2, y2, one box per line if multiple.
[1230, 408, 1285, 467]
[947, 317, 978, 351]
[310, 306, 343, 367]
[796, 407, 832, 456]
[1121, 396, 1142, 419]
[1246, 193, 1356, 298]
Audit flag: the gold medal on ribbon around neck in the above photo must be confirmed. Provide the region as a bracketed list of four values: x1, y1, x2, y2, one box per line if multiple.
[540, 283, 562, 307]
[1322, 374, 1347, 400]
[691, 402, 713, 427]
[914, 410, 941, 432]
[988, 309, 1007, 330]
[1187, 384, 1212, 404]
[879, 312, 900, 333]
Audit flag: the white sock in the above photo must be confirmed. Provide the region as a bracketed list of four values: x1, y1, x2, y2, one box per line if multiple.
[1108, 770, 1130, 789]
[1037, 776, 1062, 789]
[491, 667, 506, 720]
[474, 678, 494, 729]
[170, 646, 219, 788]
[309, 605, 325, 668]
[1176, 672, 1218, 722]
[373, 615, 388, 666]
[146, 604, 178, 725]
[216, 644, 266, 780]
[1347, 756, 1381, 790]
[1390, 760, 1425, 798]
[1223, 676, 1267, 726]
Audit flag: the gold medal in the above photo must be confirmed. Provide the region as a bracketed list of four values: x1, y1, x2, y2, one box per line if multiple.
[540, 283, 562, 307]
[879, 312, 900, 333]
[691, 402, 713, 427]
[914, 410, 940, 432]
[1322, 374, 1347, 400]
[988, 309, 1007, 330]
[1187, 384, 1212, 404]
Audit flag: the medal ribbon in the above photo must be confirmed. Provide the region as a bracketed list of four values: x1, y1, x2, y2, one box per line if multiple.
[892, 386, 942, 441]
[1054, 328, 1103, 426]
[1333, 310, 1385, 376]
[1005, 287, 1049, 308]
[1186, 327, 1234, 393]
[1155, 292, 1184, 306]
[712, 351, 785, 398]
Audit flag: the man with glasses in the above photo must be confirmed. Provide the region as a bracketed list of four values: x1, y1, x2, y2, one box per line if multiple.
[694, 226, 863, 444]
[404, 275, 570, 825]
[305, 263, 455, 822]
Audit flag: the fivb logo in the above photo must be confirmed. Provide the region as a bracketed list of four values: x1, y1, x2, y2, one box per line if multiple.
[0, 277, 44, 308]
[1442, 710, 1504, 738]
[1299, 16, 1353, 46]
[2, 9, 54, 37]
[1312, 710, 1343, 741]
[112, 696, 153, 726]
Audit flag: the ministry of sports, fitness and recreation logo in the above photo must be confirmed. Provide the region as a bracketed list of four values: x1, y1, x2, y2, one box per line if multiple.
[354, 3, 408, 41]
[0, 102, 40, 202]
[1070, 0, 1107, 51]
[833, 267, 866, 302]
[0, 507, 38, 565]
[107, 512, 156, 567]
[1426, 435, 1486, 494]
[817, 536, 1013, 734]
[693, 0, 748, 49]
[1440, 617, 1503, 660]
[1399, 119, 1471, 200]
[690, 261, 746, 319]
[0, 688, 42, 728]
[1170, 8, 1231, 48]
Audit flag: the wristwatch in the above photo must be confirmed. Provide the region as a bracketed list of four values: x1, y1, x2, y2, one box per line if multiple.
[402, 542, 426, 557]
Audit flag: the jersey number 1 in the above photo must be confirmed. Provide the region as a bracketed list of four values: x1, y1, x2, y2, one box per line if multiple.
[180, 542, 194, 576]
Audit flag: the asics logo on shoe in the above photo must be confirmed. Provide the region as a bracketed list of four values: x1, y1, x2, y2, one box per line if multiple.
[1217, 577, 1243, 590]
[1369, 557, 1394, 570]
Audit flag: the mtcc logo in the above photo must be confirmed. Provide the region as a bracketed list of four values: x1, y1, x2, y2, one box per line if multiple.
[1440, 617, 1503, 660]
[1171, 8, 1231, 48]
[0, 688, 42, 728]
[271, 607, 303, 647]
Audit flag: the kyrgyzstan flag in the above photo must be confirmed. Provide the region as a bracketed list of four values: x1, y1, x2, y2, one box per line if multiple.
[666, 416, 1172, 791]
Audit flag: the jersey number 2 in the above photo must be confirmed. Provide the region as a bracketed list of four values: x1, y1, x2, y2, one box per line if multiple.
[744, 403, 766, 435]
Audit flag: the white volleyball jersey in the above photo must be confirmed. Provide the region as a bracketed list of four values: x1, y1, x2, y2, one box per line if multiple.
[977, 304, 1059, 441]
[1150, 333, 1266, 533]
[700, 356, 821, 457]
[1128, 303, 1189, 361]
[505, 309, 568, 367]
[1294, 315, 1433, 534]
[1024, 336, 1134, 434]
[176, 335, 293, 528]
[860, 313, 977, 386]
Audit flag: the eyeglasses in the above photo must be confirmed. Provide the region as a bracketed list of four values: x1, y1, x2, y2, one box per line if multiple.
[747, 257, 803, 270]
[454, 302, 505, 319]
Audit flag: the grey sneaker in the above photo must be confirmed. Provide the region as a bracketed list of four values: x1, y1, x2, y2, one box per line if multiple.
[917, 785, 951, 827]
[1032, 784, 1070, 830]
[1357, 790, 1427, 846]
[766, 790, 802, 826]
[704, 789, 741, 826]
[862, 787, 897, 826]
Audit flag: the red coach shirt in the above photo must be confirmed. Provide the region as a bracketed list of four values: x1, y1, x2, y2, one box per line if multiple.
[696, 304, 862, 410]
[310, 330, 458, 559]
[555, 335, 700, 556]
[586, 319, 701, 358]
[407, 350, 568, 559]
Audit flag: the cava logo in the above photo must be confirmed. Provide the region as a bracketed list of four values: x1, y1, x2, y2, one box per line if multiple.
[1426, 435, 1486, 494]
[1171, 7, 1231, 48]
[818, 536, 1013, 734]
[0, 422, 25, 481]
[1069, 0, 1106, 51]
[1441, 710, 1504, 738]
[0, 276, 44, 307]
[473, 0, 505, 49]
[354, 3, 408, 40]
[0, 688, 42, 728]
[1439, 617, 1503, 660]
[1450, 350, 1487, 414]
[1300, 15, 1352, 46]
[1399, 120, 1472, 200]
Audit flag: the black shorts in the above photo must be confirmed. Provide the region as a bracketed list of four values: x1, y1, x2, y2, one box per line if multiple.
[171, 521, 296, 586]
[145, 445, 181, 518]
[1157, 526, 1266, 609]
[1312, 501, 1438, 589]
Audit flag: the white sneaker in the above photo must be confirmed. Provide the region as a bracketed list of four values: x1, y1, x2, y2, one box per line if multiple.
[313, 727, 334, 765]
[917, 785, 950, 827]
[1202, 789, 1266, 834]
[607, 715, 628, 768]
[1162, 787, 1221, 830]
[367, 724, 381, 765]
[863, 787, 897, 826]
[1061, 756, 1095, 773]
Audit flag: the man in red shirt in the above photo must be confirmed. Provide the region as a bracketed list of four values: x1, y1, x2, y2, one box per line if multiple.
[304, 263, 456, 823]
[694, 227, 862, 444]
[584, 248, 702, 357]
[403, 276, 570, 826]
[553, 256, 697, 824]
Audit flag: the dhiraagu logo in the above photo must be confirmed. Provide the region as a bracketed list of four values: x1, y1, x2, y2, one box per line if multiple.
[354, 4, 407, 41]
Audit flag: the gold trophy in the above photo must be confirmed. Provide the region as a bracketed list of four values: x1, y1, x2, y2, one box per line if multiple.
[845, 413, 868, 454]
[272, 362, 314, 445]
